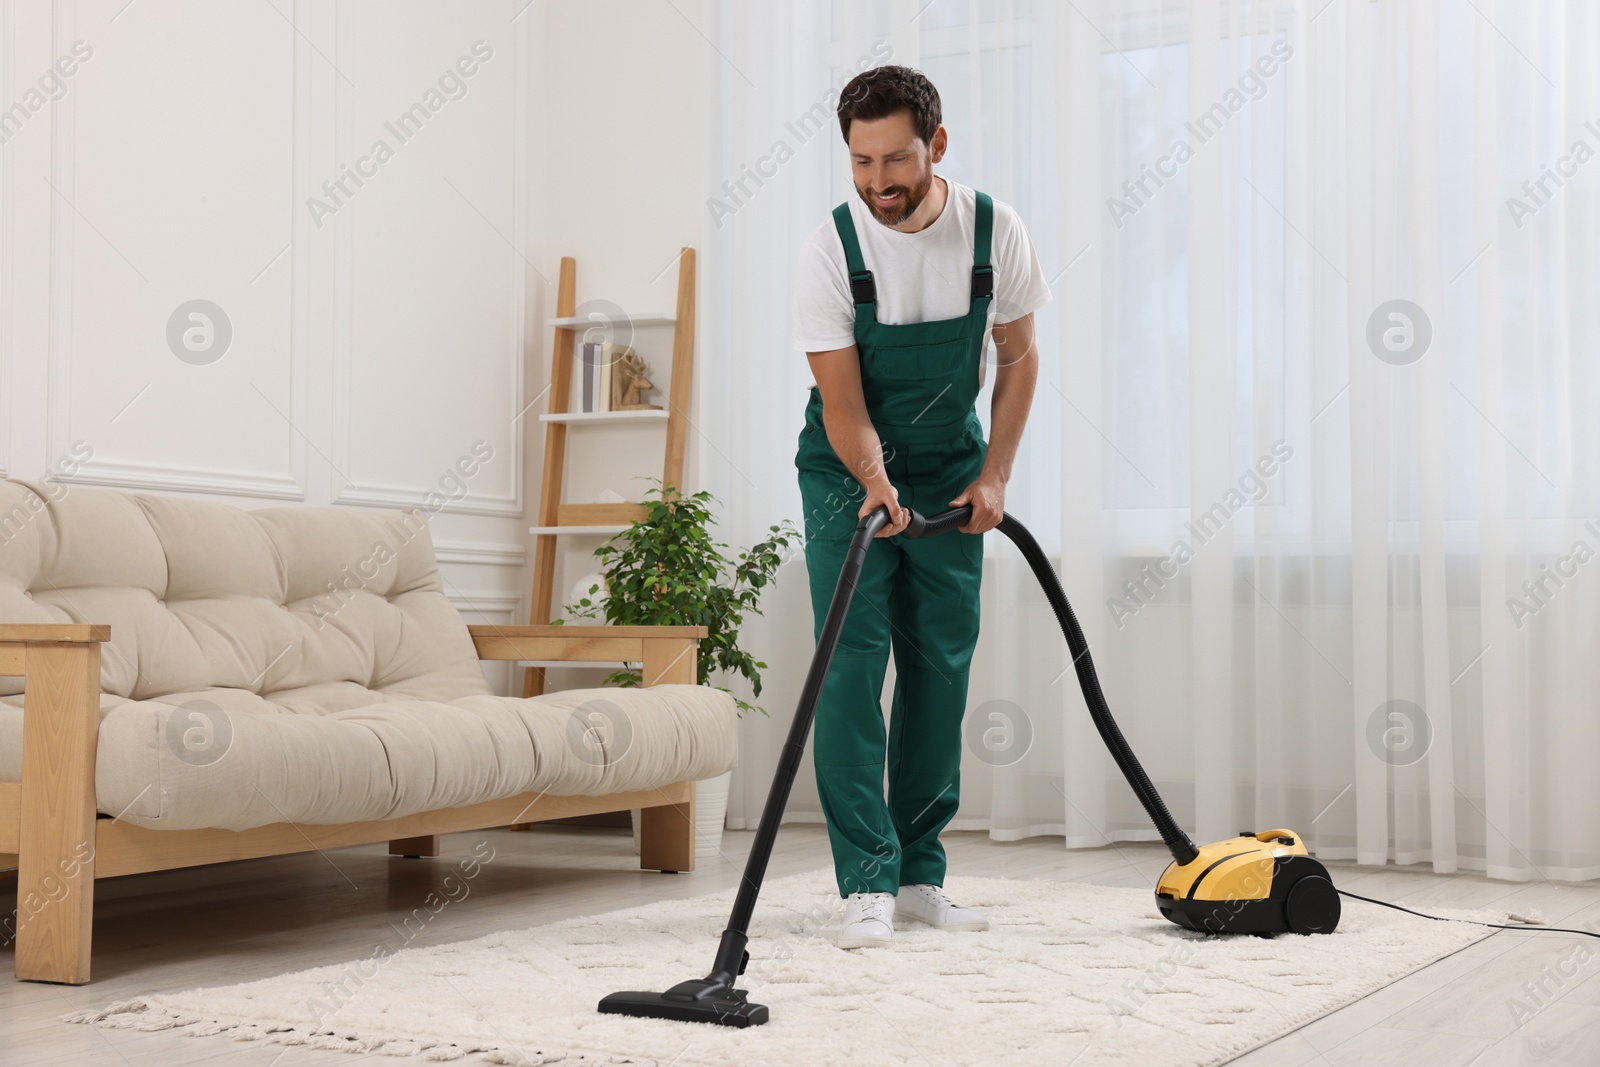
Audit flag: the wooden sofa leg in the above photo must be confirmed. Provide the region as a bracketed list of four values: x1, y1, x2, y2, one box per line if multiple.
[639, 787, 696, 874]
[16, 643, 100, 984]
[388, 834, 441, 858]
[635, 638, 700, 873]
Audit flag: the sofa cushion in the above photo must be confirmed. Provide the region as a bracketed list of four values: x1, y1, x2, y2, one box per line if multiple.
[0, 480, 738, 830]
[0, 684, 735, 831]
[0, 480, 488, 703]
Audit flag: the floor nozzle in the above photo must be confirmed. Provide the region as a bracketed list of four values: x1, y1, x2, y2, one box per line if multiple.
[598, 975, 768, 1027]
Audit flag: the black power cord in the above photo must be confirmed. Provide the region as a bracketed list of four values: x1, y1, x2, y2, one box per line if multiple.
[1338, 888, 1600, 938]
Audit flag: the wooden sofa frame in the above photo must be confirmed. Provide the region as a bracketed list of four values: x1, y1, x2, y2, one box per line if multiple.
[0, 622, 706, 984]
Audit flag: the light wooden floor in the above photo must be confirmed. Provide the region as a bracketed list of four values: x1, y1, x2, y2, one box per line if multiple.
[2, 824, 1598, 1066]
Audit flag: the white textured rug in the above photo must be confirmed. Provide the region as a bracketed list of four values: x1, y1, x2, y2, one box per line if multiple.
[68, 869, 1506, 1067]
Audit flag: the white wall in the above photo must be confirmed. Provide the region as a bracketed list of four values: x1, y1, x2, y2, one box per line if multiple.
[2, 0, 716, 695]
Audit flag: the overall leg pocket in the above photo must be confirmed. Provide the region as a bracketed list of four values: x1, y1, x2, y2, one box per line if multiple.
[797, 465, 866, 544]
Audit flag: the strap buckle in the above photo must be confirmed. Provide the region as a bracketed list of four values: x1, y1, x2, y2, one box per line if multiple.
[849, 270, 877, 305]
[970, 265, 994, 300]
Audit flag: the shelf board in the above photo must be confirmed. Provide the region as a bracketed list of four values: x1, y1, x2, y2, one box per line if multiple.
[540, 410, 668, 424]
[520, 660, 628, 669]
[548, 313, 674, 328]
[529, 525, 630, 536]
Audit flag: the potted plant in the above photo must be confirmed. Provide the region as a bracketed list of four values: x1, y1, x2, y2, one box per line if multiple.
[561, 479, 800, 858]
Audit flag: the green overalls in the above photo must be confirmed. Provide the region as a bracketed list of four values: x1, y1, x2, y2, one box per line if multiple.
[795, 191, 994, 898]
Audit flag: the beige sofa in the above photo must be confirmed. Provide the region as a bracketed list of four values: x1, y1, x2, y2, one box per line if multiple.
[0, 479, 737, 983]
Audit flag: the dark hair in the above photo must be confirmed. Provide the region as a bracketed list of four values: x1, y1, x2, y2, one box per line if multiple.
[837, 65, 941, 145]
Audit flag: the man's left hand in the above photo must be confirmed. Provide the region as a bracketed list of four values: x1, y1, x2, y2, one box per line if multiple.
[950, 475, 1005, 534]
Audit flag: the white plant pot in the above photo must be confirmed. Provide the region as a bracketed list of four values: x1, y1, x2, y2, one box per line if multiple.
[631, 770, 733, 861]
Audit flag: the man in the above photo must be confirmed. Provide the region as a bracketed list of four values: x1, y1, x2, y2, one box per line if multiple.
[791, 65, 1049, 948]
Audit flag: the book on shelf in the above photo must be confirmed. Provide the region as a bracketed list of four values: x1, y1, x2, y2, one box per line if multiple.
[581, 342, 600, 413]
[597, 343, 633, 413]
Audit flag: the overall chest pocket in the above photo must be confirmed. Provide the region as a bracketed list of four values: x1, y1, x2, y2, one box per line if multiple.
[866, 337, 971, 382]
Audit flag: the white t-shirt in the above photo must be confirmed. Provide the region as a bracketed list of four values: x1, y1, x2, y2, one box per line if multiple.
[790, 176, 1052, 386]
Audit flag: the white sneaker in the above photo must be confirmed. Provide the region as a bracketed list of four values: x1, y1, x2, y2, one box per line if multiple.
[897, 884, 990, 931]
[837, 891, 896, 948]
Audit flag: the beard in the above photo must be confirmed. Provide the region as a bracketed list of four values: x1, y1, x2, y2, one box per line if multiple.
[857, 163, 934, 226]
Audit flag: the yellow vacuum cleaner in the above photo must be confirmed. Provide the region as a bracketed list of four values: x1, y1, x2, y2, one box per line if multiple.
[1154, 829, 1340, 935]
[601, 506, 1336, 1028]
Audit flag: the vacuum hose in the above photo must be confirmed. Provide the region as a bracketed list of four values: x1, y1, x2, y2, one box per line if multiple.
[972, 511, 1200, 867]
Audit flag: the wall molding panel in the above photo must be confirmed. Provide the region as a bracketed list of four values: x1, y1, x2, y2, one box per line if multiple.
[63, 458, 306, 501]
[433, 539, 529, 568]
[43, 0, 309, 501]
[1, 0, 533, 624]
[444, 590, 523, 622]
[328, 5, 529, 519]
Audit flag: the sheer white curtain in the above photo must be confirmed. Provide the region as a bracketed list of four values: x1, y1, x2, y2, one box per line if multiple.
[704, 0, 1600, 882]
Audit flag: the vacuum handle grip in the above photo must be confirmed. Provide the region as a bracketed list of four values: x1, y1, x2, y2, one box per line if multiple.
[857, 505, 893, 538]
[901, 505, 973, 540]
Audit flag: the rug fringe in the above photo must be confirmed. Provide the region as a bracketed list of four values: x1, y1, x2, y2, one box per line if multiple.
[62, 998, 510, 1062]
[64, 998, 646, 1065]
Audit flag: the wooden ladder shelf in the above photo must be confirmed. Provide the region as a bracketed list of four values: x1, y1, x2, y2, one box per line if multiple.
[524, 248, 697, 697]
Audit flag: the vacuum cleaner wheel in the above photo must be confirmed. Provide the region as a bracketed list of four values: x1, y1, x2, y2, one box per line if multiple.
[1284, 874, 1341, 934]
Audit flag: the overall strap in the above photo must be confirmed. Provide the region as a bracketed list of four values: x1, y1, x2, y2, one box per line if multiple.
[970, 191, 994, 300]
[831, 202, 877, 306]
